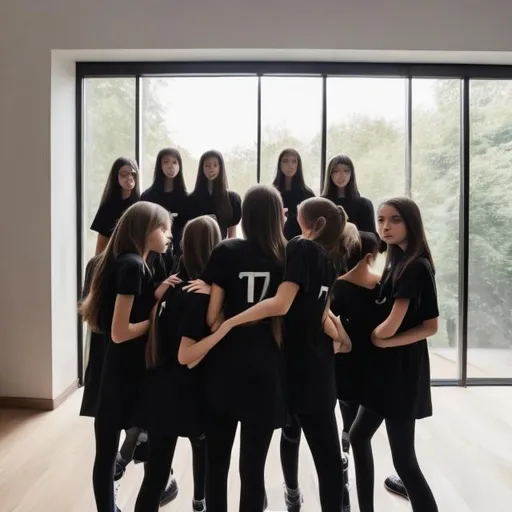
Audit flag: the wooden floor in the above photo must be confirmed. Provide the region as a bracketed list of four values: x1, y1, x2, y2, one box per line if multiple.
[0, 387, 511, 512]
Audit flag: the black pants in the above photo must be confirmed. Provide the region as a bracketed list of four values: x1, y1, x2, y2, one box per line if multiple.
[349, 406, 438, 512]
[205, 411, 274, 512]
[135, 433, 206, 512]
[281, 411, 345, 512]
[93, 418, 122, 512]
[338, 400, 359, 435]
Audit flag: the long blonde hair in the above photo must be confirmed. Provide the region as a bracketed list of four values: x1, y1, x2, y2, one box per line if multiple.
[80, 201, 171, 332]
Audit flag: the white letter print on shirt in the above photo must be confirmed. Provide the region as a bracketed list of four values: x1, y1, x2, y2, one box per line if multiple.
[239, 272, 271, 303]
[318, 286, 329, 301]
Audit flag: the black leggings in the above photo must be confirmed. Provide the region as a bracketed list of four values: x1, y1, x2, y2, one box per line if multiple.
[92, 418, 122, 512]
[338, 400, 359, 435]
[205, 411, 274, 512]
[135, 433, 206, 512]
[281, 411, 345, 512]
[349, 407, 438, 512]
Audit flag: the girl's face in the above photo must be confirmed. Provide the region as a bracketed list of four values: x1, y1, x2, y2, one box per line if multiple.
[331, 164, 351, 189]
[377, 204, 407, 247]
[161, 155, 180, 179]
[203, 157, 220, 181]
[280, 153, 298, 178]
[147, 218, 172, 254]
[118, 165, 137, 192]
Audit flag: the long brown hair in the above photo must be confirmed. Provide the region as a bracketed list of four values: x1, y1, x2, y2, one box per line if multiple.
[321, 154, 360, 200]
[193, 150, 233, 225]
[380, 197, 435, 285]
[298, 197, 348, 271]
[99, 157, 141, 205]
[146, 215, 221, 368]
[242, 185, 287, 266]
[80, 201, 171, 332]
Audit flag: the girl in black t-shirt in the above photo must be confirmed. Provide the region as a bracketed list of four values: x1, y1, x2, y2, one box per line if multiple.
[322, 154, 376, 254]
[141, 148, 188, 265]
[273, 148, 315, 241]
[187, 150, 242, 239]
[349, 198, 439, 512]
[189, 185, 288, 511]
[81, 201, 176, 512]
[91, 157, 140, 255]
[216, 197, 352, 512]
[330, 232, 380, 461]
[134, 215, 222, 512]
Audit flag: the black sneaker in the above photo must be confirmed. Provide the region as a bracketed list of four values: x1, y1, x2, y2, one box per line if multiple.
[284, 486, 303, 512]
[192, 498, 206, 511]
[159, 474, 179, 506]
[384, 475, 409, 500]
[342, 431, 350, 453]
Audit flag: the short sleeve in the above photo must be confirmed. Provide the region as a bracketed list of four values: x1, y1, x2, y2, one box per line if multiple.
[283, 237, 310, 289]
[181, 293, 209, 341]
[228, 191, 242, 227]
[116, 256, 144, 296]
[201, 242, 229, 287]
[90, 202, 114, 237]
[394, 261, 422, 301]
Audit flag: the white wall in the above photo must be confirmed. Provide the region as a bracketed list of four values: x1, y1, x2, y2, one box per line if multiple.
[1, 0, 512, 401]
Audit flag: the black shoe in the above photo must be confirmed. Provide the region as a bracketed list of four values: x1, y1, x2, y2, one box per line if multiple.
[384, 475, 409, 500]
[342, 431, 350, 453]
[342, 452, 349, 481]
[192, 498, 206, 511]
[159, 474, 179, 506]
[133, 441, 149, 464]
[284, 486, 303, 512]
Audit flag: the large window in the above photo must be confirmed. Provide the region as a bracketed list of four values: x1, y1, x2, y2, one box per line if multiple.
[141, 77, 258, 195]
[468, 80, 512, 378]
[412, 79, 461, 379]
[83, 78, 136, 264]
[79, 64, 512, 385]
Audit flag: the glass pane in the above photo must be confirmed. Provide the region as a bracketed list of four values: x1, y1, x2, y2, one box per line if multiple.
[83, 77, 136, 265]
[468, 80, 512, 378]
[412, 79, 461, 379]
[141, 77, 258, 197]
[326, 77, 406, 273]
[260, 77, 323, 194]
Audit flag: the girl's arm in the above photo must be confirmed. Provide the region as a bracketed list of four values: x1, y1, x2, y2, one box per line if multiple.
[111, 295, 150, 343]
[328, 311, 352, 352]
[372, 298, 409, 339]
[95, 234, 109, 255]
[223, 281, 300, 330]
[373, 317, 438, 348]
[206, 284, 225, 328]
[227, 225, 237, 239]
[154, 274, 182, 302]
[177, 322, 232, 366]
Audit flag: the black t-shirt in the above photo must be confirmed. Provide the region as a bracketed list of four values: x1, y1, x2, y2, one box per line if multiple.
[96, 253, 155, 428]
[200, 239, 287, 427]
[141, 185, 188, 256]
[141, 285, 209, 437]
[282, 237, 338, 414]
[90, 194, 138, 238]
[368, 256, 439, 420]
[279, 187, 315, 241]
[187, 190, 242, 239]
[329, 196, 376, 233]
[330, 279, 381, 404]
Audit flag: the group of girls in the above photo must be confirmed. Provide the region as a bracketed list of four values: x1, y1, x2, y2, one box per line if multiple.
[80, 146, 440, 512]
